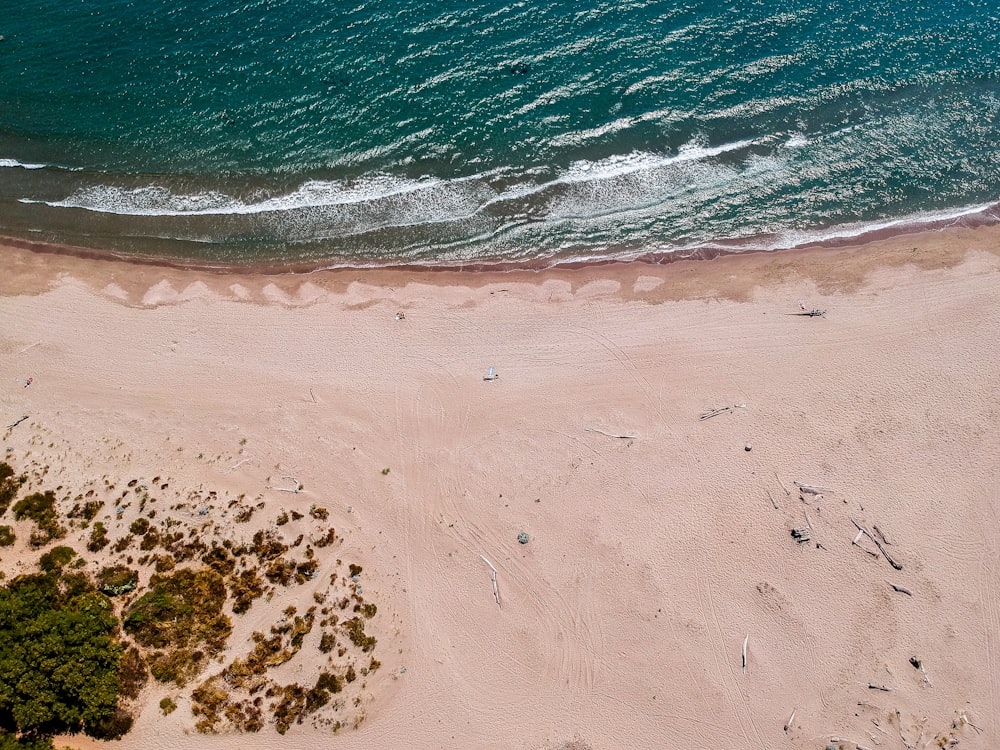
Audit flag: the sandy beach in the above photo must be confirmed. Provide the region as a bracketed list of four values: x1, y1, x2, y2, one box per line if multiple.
[1, 226, 999, 750]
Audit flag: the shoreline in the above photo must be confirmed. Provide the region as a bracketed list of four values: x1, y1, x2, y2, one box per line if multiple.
[3, 222, 1000, 310]
[2, 198, 998, 281]
[2, 222, 999, 749]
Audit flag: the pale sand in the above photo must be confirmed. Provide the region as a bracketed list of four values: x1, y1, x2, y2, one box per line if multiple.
[2, 226, 999, 749]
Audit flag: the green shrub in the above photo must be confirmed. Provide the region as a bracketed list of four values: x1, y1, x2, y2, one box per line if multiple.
[124, 567, 231, 685]
[0, 572, 124, 740]
[87, 522, 109, 552]
[118, 647, 148, 699]
[0, 462, 25, 516]
[12, 491, 65, 545]
[159, 697, 177, 715]
[0, 526, 15, 547]
[39, 545, 76, 572]
[342, 617, 377, 652]
[97, 565, 138, 597]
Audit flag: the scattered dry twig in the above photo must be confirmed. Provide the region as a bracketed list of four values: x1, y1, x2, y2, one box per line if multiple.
[6, 415, 28, 429]
[479, 554, 501, 609]
[585, 427, 638, 440]
[698, 404, 746, 421]
[784, 708, 796, 733]
[766, 489, 778, 510]
[851, 518, 903, 570]
[742, 634, 749, 674]
[229, 456, 253, 472]
[867, 683, 892, 692]
[873, 525, 892, 545]
[795, 481, 833, 495]
[853, 529, 880, 558]
[790, 527, 811, 544]
[775, 472, 791, 496]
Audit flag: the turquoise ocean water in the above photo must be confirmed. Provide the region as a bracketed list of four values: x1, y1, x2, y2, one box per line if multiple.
[1, 0, 998, 267]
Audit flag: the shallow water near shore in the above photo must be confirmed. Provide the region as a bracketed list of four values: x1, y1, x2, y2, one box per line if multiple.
[1, 0, 998, 267]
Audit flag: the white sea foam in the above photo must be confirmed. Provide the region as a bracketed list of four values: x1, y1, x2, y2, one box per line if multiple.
[1, 158, 50, 170]
[20, 175, 448, 217]
[556, 139, 756, 185]
[1, 157, 83, 171]
[770, 201, 997, 249]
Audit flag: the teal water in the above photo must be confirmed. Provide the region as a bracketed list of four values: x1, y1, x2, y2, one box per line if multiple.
[1, 0, 998, 266]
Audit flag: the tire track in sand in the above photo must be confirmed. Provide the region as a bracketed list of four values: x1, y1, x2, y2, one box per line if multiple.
[695, 570, 766, 749]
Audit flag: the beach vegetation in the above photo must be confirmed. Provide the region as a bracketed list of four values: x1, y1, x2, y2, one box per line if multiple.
[0, 462, 25, 515]
[87, 522, 109, 552]
[124, 567, 231, 685]
[96, 564, 138, 597]
[159, 697, 177, 715]
[314, 527, 337, 547]
[118, 647, 148, 700]
[265, 559, 295, 586]
[0, 526, 15, 547]
[12, 491, 65, 545]
[0, 570, 128, 741]
[67, 499, 103, 523]
[343, 617, 377, 652]
[39, 545, 76, 572]
[251, 530, 287, 561]
[309, 505, 328, 520]
[229, 568, 265, 614]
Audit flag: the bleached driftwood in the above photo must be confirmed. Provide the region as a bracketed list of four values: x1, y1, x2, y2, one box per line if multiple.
[479, 554, 501, 609]
[267, 475, 303, 494]
[795, 481, 833, 496]
[788, 309, 826, 317]
[851, 519, 903, 571]
[699, 404, 746, 421]
[889, 583, 912, 596]
[585, 428, 638, 440]
[873, 525, 892, 545]
[784, 708, 796, 733]
[742, 634, 749, 674]
[790, 527, 811, 544]
[867, 683, 892, 692]
[853, 529, 880, 558]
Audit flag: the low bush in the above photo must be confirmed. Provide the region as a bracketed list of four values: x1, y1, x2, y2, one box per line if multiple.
[12, 491, 65, 545]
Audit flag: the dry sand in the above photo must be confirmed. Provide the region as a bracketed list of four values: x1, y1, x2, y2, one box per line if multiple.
[1, 226, 999, 750]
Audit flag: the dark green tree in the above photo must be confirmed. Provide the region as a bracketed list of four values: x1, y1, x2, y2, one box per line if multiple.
[0, 572, 125, 740]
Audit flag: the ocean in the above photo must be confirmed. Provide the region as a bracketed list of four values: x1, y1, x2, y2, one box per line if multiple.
[1, 0, 998, 268]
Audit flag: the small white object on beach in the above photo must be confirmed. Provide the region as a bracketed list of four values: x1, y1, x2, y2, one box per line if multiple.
[745, 443, 752, 452]
[483, 366, 498, 381]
